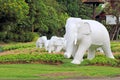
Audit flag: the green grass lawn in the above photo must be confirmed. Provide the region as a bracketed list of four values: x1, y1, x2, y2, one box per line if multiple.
[0, 61, 120, 80]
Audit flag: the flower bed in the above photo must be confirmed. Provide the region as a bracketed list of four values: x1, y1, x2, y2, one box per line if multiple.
[0, 53, 64, 65]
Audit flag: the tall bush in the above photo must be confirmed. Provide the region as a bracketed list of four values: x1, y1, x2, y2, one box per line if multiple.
[0, 0, 29, 31]
[0, 32, 35, 42]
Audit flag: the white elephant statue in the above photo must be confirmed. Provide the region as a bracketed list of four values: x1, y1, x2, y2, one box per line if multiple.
[64, 17, 114, 64]
[48, 36, 66, 53]
[36, 36, 49, 51]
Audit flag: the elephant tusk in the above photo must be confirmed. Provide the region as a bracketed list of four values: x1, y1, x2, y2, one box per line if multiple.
[74, 33, 77, 45]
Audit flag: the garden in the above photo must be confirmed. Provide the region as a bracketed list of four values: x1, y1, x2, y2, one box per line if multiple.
[0, 0, 120, 80]
[0, 41, 120, 80]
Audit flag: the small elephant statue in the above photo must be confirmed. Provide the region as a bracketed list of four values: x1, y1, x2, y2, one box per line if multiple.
[48, 36, 66, 53]
[36, 36, 49, 51]
[64, 17, 114, 64]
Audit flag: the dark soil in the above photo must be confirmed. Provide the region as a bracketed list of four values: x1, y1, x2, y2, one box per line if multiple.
[0, 60, 63, 65]
[64, 76, 120, 80]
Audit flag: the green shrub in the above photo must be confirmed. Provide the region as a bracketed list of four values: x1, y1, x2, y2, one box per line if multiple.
[0, 53, 64, 64]
[81, 55, 119, 67]
[32, 32, 39, 41]
[0, 32, 18, 42]
[0, 32, 7, 41]
[111, 42, 120, 52]
[0, 46, 3, 52]
[80, 59, 91, 65]
[2, 42, 35, 51]
[114, 54, 120, 60]
[83, 54, 87, 59]
[16, 32, 35, 42]
[0, 32, 35, 42]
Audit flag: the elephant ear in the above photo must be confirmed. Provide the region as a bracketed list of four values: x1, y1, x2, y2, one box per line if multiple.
[78, 21, 91, 35]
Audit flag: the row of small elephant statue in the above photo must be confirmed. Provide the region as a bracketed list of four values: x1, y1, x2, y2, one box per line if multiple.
[36, 36, 66, 53]
[36, 17, 115, 64]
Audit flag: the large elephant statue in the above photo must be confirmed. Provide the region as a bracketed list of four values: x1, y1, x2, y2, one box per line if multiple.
[64, 17, 114, 64]
[48, 36, 66, 53]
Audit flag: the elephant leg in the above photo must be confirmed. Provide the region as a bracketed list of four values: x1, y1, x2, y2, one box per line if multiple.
[53, 47, 57, 53]
[36, 42, 39, 48]
[45, 44, 48, 51]
[71, 40, 91, 64]
[44, 45, 48, 51]
[72, 45, 84, 61]
[102, 44, 114, 59]
[87, 48, 95, 60]
[48, 48, 52, 53]
[39, 43, 43, 48]
[55, 46, 63, 53]
[48, 46, 54, 53]
[71, 45, 78, 58]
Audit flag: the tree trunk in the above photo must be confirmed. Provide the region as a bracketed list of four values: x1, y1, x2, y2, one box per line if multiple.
[32, 25, 34, 32]
[116, 16, 120, 40]
[116, 26, 120, 40]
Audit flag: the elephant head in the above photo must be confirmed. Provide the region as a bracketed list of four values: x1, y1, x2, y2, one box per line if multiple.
[48, 36, 66, 53]
[36, 36, 47, 48]
[64, 18, 91, 58]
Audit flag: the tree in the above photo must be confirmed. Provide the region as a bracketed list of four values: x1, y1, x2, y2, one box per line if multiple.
[26, 0, 68, 37]
[56, 0, 93, 19]
[0, 0, 29, 31]
[104, 1, 120, 40]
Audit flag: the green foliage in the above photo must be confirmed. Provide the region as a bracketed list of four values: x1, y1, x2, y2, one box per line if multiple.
[0, 0, 29, 32]
[114, 54, 120, 60]
[0, 53, 64, 64]
[18, 32, 35, 42]
[104, 2, 120, 17]
[0, 46, 3, 52]
[0, 0, 69, 42]
[31, 32, 39, 41]
[0, 0, 94, 42]
[0, 32, 35, 42]
[0, 0, 29, 23]
[1, 41, 120, 67]
[0, 0, 30, 42]
[104, 2, 120, 40]
[111, 41, 120, 52]
[2, 42, 35, 51]
[81, 55, 119, 67]
[26, 0, 68, 38]
[56, 0, 92, 19]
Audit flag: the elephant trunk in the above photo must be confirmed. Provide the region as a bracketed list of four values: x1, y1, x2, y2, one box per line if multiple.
[64, 32, 77, 58]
